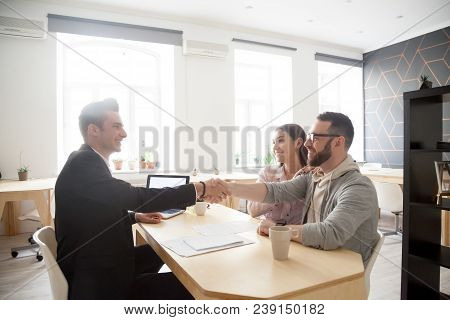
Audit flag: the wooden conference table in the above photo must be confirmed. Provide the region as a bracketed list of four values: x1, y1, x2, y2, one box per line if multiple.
[135, 204, 366, 300]
[0, 178, 56, 235]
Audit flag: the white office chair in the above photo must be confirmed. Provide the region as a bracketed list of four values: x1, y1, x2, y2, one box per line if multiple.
[365, 230, 385, 298]
[363, 162, 382, 168]
[33, 226, 68, 300]
[373, 181, 403, 236]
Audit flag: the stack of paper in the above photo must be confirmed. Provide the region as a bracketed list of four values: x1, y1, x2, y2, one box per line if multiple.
[193, 221, 256, 236]
[183, 234, 244, 251]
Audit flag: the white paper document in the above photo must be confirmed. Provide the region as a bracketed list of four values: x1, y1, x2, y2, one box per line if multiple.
[183, 234, 244, 251]
[162, 235, 254, 257]
[193, 221, 256, 236]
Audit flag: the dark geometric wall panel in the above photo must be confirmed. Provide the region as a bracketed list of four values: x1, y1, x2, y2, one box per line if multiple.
[363, 27, 449, 167]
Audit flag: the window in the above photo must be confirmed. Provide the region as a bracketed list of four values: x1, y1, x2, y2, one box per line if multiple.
[234, 49, 293, 167]
[317, 60, 364, 161]
[57, 33, 175, 171]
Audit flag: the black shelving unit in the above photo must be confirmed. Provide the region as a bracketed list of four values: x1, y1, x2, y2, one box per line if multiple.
[402, 84, 450, 299]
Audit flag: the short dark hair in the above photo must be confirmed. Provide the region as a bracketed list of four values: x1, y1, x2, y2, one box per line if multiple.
[79, 98, 119, 141]
[317, 112, 354, 149]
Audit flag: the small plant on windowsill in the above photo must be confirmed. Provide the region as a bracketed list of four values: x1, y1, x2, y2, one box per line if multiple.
[128, 159, 137, 171]
[112, 158, 123, 170]
[140, 156, 146, 170]
[264, 147, 275, 166]
[17, 166, 29, 181]
[419, 75, 433, 89]
[234, 153, 240, 166]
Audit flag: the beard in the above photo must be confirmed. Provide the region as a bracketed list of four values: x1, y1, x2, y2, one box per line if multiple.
[307, 139, 333, 167]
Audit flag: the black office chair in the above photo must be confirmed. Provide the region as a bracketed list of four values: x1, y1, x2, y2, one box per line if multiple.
[10, 209, 43, 261]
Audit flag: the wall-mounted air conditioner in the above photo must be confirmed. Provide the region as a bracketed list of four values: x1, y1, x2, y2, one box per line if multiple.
[183, 39, 228, 58]
[0, 16, 46, 39]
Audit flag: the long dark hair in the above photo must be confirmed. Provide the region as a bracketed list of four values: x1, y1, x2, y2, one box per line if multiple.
[276, 124, 308, 167]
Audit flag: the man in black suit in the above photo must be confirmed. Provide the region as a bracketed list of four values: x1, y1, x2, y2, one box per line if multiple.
[55, 98, 225, 299]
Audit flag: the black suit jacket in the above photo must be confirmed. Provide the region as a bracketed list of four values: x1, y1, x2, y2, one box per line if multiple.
[55, 144, 196, 299]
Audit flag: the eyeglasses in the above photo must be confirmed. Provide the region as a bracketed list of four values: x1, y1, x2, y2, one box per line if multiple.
[306, 133, 341, 142]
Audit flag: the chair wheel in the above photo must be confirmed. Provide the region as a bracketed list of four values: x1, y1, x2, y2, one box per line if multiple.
[11, 251, 18, 258]
[36, 254, 43, 262]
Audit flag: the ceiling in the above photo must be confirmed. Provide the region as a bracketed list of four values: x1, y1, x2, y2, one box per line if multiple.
[36, 0, 450, 51]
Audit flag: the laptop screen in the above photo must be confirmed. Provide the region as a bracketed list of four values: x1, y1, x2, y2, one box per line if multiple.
[146, 175, 190, 189]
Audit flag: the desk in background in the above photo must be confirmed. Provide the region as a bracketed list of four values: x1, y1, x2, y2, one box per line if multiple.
[360, 167, 449, 246]
[0, 178, 56, 235]
[135, 205, 366, 299]
[360, 167, 403, 185]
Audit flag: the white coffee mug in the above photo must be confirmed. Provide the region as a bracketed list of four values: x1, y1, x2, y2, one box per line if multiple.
[194, 202, 209, 216]
[269, 226, 299, 260]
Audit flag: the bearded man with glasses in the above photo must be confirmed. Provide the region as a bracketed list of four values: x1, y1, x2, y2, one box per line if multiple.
[219, 112, 379, 267]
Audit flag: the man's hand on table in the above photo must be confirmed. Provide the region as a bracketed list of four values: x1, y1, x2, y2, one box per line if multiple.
[135, 212, 163, 224]
[257, 219, 276, 236]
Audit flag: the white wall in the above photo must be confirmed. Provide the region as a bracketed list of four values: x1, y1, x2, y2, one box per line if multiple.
[0, 0, 362, 234]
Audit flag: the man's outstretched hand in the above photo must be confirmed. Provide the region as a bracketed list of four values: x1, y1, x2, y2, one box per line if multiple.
[202, 178, 230, 203]
[194, 179, 230, 203]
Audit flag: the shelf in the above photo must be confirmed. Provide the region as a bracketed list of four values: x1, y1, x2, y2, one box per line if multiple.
[410, 149, 450, 153]
[402, 85, 450, 299]
[410, 202, 450, 211]
[409, 244, 450, 269]
[404, 84, 450, 100]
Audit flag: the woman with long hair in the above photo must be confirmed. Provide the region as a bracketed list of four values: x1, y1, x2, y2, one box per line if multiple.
[247, 124, 308, 224]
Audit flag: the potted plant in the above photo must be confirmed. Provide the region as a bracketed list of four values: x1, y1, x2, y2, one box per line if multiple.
[128, 159, 137, 171]
[419, 75, 433, 89]
[140, 156, 146, 169]
[17, 166, 28, 181]
[234, 153, 240, 166]
[146, 161, 155, 169]
[264, 147, 275, 165]
[112, 159, 123, 170]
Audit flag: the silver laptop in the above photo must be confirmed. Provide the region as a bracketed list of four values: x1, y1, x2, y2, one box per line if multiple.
[146, 174, 190, 219]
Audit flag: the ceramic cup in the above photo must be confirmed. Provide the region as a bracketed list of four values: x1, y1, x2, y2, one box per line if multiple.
[269, 226, 299, 260]
[194, 202, 209, 216]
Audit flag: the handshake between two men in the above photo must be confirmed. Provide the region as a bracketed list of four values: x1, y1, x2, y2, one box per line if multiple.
[135, 179, 233, 224]
[193, 179, 275, 237]
[195, 178, 231, 203]
[198, 165, 319, 203]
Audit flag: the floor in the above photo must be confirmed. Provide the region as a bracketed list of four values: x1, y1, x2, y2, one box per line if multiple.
[0, 211, 448, 300]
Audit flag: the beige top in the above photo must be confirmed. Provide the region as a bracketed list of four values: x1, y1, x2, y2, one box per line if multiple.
[306, 170, 332, 223]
